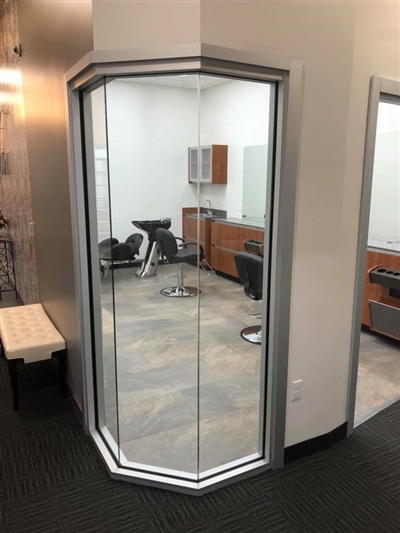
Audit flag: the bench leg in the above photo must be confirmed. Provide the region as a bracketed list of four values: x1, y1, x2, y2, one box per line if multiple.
[53, 349, 67, 398]
[7, 359, 21, 410]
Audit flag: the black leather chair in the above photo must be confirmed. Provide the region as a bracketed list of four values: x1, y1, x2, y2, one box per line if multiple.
[234, 252, 264, 344]
[99, 233, 143, 280]
[156, 228, 203, 297]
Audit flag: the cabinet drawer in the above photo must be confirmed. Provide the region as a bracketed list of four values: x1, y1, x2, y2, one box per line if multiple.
[182, 217, 206, 242]
[369, 300, 400, 341]
[211, 247, 238, 278]
[211, 223, 264, 252]
[362, 251, 380, 327]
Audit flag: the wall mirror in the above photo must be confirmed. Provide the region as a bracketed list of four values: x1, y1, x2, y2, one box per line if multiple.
[242, 145, 268, 218]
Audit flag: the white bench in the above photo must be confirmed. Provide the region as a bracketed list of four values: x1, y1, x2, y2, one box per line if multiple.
[0, 304, 67, 410]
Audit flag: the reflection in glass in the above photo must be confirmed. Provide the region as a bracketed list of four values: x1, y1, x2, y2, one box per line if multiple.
[86, 83, 119, 452]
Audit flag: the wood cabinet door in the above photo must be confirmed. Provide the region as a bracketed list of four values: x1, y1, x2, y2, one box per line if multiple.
[211, 222, 264, 278]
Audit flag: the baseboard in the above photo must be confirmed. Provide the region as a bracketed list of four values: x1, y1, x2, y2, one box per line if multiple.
[361, 324, 400, 347]
[284, 422, 347, 463]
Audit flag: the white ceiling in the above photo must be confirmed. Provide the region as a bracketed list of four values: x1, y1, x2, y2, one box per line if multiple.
[118, 74, 229, 91]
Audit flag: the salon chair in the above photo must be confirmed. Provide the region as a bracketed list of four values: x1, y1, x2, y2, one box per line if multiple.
[156, 228, 203, 297]
[99, 233, 143, 280]
[234, 252, 264, 344]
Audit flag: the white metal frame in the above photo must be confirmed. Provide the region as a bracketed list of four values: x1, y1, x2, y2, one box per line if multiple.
[347, 76, 400, 435]
[65, 43, 303, 494]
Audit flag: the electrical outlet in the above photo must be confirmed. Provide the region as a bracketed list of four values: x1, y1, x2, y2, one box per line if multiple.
[291, 379, 303, 401]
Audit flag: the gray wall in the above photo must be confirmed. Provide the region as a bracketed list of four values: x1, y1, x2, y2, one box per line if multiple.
[16, 0, 93, 409]
[0, 0, 39, 304]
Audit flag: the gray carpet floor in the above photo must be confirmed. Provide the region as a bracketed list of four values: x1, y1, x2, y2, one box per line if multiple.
[1, 357, 400, 532]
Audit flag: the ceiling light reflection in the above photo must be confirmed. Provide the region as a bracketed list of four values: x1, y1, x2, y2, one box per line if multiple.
[0, 69, 22, 87]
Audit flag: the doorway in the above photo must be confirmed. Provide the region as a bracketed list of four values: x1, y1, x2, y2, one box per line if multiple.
[349, 77, 400, 430]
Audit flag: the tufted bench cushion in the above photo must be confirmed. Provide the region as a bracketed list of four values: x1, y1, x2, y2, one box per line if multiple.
[0, 304, 65, 363]
[0, 304, 67, 409]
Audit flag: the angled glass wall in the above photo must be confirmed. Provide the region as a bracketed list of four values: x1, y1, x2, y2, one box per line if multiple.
[84, 73, 273, 480]
[71, 48, 296, 492]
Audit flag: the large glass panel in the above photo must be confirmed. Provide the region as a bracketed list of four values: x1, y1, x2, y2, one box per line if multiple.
[83, 82, 119, 454]
[196, 76, 272, 474]
[84, 71, 275, 482]
[104, 75, 200, 476]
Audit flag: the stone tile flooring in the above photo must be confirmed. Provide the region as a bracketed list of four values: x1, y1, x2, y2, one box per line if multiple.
[3, 266, 398, 475]
[98, 264, 263, 475]
[355, 330, 400, 425]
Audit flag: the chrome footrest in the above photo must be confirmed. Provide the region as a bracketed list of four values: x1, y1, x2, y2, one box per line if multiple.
[240, 325, 262, 344]
[160, 286, 199, 298]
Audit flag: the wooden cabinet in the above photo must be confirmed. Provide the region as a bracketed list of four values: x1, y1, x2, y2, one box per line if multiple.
[362, 249, 400, 340]
[188, 145, 228, 184]
[211, 221, 264, 278]
[182, 208, 211, 265]
[361, 250, 380, 328]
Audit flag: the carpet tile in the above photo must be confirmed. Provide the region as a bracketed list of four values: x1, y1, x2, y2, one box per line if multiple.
[1, 359, 400, 532]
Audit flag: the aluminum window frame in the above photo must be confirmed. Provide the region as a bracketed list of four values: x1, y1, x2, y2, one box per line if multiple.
[65, 43, 303, 494]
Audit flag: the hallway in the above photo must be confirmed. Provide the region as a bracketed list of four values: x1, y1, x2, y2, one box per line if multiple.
[0, 358, 399, 532]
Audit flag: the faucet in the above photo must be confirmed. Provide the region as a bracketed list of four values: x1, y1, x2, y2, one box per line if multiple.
[204, 200, 212, 215]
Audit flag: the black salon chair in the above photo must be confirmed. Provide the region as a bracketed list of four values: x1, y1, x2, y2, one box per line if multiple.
[99, 233, 143, 280]
[156, 228, 203, 297]
[234, 252, 264, 344]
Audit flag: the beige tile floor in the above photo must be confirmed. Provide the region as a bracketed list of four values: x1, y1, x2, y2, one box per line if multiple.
[99, 264, 264, 475]
[2, 270, 398, 472]
[355, 330, 400, 425]
[98, 265, 400, 474]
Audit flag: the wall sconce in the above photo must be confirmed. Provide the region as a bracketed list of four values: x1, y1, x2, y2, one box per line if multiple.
[0, 150, 9, 175]
[0, 108, 11, 176]
[12, 45, 22, 58]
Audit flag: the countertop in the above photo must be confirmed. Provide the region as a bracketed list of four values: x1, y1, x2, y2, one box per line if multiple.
[368, 234, 400, 254]
[212, 216, 265, 229]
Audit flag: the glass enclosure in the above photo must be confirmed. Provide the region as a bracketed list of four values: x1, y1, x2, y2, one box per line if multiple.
[83, 72, 275, 481]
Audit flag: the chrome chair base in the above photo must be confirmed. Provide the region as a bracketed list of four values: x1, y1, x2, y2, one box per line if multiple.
[199, 259, 218, 278]
[160, 286, 199, 297]
[240, 325, 262, 344]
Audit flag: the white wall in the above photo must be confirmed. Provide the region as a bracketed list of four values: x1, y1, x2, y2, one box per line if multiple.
[369, 102, 400, 239]
[105, 80, 198, 243]
[92, 78, 270, 245]
[93, 0, 200, 50]
[91, 0, 400, 447]
[200, 79, 270, 217]
[201, 1, 400, 447]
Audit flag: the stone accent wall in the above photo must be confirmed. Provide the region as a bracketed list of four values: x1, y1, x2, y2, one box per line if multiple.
[0, 0, 39, 303]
